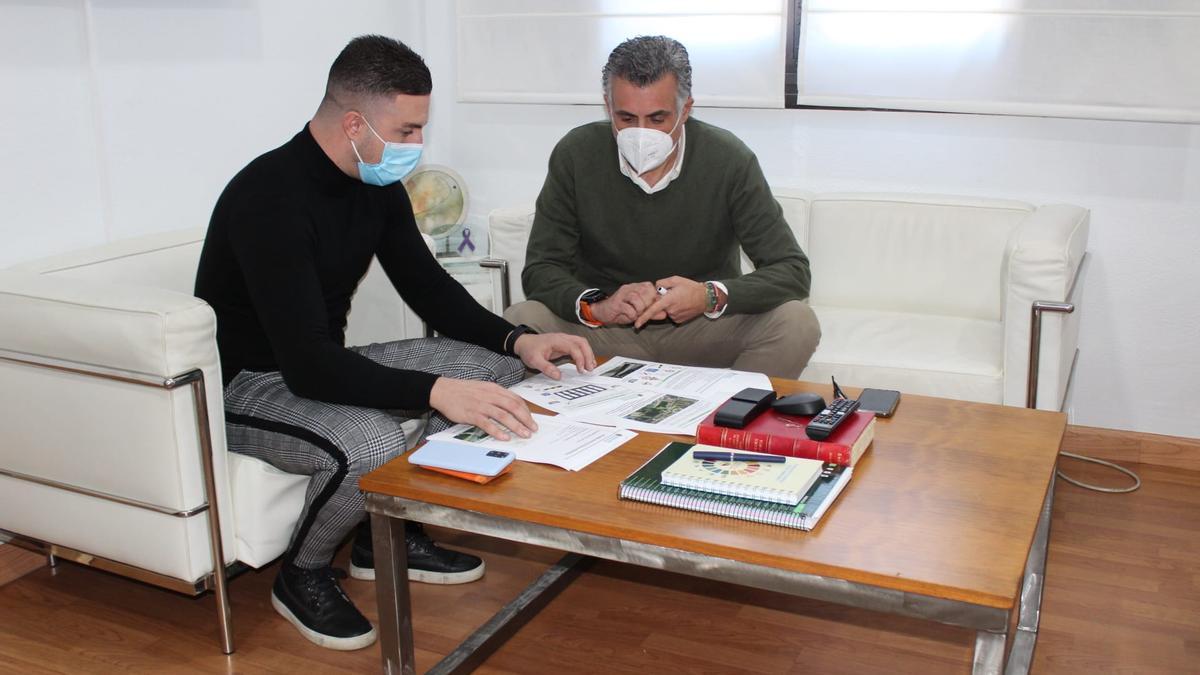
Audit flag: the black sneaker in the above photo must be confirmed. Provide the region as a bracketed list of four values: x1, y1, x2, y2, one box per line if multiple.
[271, 563, 377, 651]
[349, 522, 376, 581]
[349, 522, 485, 585]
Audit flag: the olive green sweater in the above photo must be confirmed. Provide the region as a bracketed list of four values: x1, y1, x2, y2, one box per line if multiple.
[522, 118, 811, 320]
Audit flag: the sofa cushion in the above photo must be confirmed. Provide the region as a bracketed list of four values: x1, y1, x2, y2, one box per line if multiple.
[488, 205, 537, 305]
[799, 306, 1005, 405]
[807, 194, 1033, 321]
[0, 268, 219, 383]
[12, 227, 208, 295]
[227, 453, 310, 568]
[771, 188, 813, 251]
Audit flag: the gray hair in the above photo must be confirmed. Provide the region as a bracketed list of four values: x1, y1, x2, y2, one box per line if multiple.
[602, 36, 692, 107]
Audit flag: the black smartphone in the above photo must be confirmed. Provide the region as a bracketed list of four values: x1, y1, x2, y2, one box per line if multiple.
[857, 388, 901, 417]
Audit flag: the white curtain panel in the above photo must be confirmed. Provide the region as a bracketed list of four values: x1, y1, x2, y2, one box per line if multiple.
[456, 0, 788, 108]
[797, 0, 1200, 123]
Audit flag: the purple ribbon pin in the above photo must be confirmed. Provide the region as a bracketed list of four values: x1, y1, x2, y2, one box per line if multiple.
[457, 227, 476, 254]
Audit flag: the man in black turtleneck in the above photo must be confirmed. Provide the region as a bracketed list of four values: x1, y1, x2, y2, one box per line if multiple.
[195, 35, 594, 651]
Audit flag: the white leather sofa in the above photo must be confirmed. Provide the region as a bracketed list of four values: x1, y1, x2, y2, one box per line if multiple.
[0, 228, 428, 652]
[488, 191, 1088, 411]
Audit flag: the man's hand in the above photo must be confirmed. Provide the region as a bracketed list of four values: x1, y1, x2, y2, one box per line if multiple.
[591, 282, 659, 325]
[634, 276, 707, 329]
[429, 377, 536, 441]
[513, 332, 596, 380]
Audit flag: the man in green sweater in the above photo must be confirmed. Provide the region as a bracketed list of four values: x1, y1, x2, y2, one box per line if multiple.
[505, 36, 820, 379]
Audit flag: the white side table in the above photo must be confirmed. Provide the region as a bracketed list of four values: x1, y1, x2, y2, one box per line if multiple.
[434, 256, 511, 325]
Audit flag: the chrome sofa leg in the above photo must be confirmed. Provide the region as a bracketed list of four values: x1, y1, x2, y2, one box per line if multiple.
[184, 371, 235, 654]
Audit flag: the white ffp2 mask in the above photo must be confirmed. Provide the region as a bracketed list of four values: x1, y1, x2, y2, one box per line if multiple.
[614, 114, 681, 175]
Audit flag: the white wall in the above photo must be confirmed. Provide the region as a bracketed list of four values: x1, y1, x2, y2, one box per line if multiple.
[3, 1, 1197, 439]
[0, 0, 424, 267]
[418, 2, 1200, 439]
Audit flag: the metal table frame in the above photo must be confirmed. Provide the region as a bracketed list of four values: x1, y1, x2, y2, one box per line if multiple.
[366, 472, 1054, 675]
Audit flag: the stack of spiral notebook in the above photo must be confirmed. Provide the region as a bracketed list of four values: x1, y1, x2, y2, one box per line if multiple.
[618, 441, 853, 531]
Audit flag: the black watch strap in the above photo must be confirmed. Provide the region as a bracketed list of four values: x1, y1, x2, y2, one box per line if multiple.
[579, 289, 608, 304]
[504, 324, 538, 356]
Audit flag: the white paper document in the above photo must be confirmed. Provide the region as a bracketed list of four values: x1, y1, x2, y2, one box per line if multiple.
[425, 413, 636, 472]
[510, 356, 773, 435]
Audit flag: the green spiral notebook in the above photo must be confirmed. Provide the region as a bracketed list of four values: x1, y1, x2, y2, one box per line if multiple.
[619, 442, 853, 531]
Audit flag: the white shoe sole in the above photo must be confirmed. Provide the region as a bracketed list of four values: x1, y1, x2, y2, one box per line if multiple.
[349, 560, 486, 585]
[410, 560, 486, 585]
[270, 591, 377, 651]
[349, 562, 374, 581]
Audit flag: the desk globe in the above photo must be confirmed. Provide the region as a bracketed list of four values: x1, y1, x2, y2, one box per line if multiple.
[403, 164, 471, 257]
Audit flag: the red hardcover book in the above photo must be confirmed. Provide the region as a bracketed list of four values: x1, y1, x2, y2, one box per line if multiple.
[695, 409, 876, 466]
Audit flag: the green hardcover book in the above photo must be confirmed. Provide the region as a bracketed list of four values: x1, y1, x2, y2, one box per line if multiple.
[618, 441, 853, 531]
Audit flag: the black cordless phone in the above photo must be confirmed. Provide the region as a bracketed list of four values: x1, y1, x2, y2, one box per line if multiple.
[714, 388, 777, 428]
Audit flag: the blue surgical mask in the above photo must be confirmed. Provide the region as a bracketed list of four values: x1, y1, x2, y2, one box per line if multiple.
[350, 115, 422, 186]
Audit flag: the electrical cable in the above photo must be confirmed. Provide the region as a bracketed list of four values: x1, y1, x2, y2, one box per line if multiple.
[1056, 450, 1141, 493]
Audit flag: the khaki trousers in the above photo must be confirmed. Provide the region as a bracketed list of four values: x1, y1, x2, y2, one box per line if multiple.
[504, 299, 821, 380]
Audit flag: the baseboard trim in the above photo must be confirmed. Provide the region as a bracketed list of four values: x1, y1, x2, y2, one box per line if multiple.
[1063, 424, 1200, 473]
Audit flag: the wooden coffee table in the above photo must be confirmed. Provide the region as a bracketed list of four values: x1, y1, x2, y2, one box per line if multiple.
[362, 380, 1064, 674]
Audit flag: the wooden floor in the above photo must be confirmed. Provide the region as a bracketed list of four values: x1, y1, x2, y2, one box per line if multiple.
[1, 457, 1196, 674]
[0, 543, 45, 587]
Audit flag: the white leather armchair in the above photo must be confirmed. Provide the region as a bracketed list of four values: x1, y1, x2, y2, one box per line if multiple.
[0, 227, 429, 653]
[487, 191, 1088, 411]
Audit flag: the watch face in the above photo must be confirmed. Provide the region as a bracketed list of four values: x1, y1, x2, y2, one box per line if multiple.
[581, 289, 607, 303]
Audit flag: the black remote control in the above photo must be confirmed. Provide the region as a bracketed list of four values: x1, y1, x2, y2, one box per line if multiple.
[805, 397, 861, 440]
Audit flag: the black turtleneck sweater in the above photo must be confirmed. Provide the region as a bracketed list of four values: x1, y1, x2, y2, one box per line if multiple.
[195, 125, 514, 410]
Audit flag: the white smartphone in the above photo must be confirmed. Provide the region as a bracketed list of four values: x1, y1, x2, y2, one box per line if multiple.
[407, 441, 516, 476]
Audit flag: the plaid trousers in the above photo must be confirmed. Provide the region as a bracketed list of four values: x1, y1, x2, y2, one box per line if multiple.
[222, 337, 525, 569]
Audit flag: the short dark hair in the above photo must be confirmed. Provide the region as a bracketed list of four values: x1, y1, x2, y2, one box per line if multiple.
[602, 36, 692, 106]
[326, 35, 431, 101]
